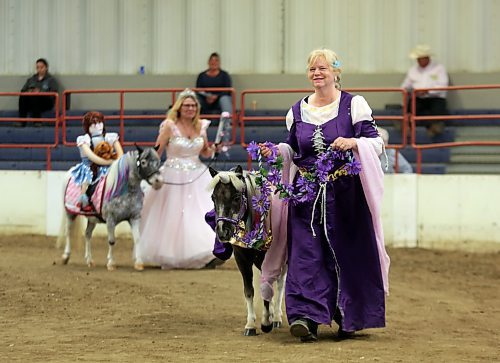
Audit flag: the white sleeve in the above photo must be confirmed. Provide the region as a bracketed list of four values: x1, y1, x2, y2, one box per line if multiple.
[361, 136, 384, 156]
[105, 132, 119, 145]
[76, 134, 91, 146]
[200, 119, 211, 135]
[400, 68, 414, 90]
[285, 108, 294, 131]
[351, 95, 374, 125]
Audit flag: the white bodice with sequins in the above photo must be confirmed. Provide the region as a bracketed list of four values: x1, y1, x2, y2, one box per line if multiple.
[164, 135, 205, 171]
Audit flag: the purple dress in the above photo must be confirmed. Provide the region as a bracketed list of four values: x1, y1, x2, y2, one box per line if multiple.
[286, 92, 385, 332]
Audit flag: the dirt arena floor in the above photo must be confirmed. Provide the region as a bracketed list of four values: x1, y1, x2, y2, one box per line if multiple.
[0, 235, 499, 362]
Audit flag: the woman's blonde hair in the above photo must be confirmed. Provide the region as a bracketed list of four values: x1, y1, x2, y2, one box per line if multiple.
[307, 48, 342, 90]
[167, 88, 201, 131]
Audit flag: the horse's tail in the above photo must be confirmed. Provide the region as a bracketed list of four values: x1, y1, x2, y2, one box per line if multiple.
[55, 212, 83, 249]
[56, 172, 84, 250]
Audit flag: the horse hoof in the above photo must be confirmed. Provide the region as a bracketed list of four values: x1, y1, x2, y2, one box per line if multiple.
[61, 255, 70, 265]
[107, 265, 116, 271]
[134, 263, 144, 271]
[87, 261, 95, 268]
[243, 328, 257, 336]
[261, 323, 273, 333]
[273, 321, 282, 329]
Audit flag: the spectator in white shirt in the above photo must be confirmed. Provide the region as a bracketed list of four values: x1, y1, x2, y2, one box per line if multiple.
[378, 127, 413, 174]
[401, 44, 449, 138]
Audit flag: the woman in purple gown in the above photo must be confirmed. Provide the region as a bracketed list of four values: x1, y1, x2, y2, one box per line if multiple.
[261, 48, 390, 342]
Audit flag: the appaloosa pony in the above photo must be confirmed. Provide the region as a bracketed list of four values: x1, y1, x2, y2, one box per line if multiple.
[58, 145, 163, 270]
[208, 165, 286, 336]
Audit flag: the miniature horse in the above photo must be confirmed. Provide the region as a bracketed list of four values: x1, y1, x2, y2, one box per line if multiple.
[208, 165, 286, 336]
[58, 145, 163, 270]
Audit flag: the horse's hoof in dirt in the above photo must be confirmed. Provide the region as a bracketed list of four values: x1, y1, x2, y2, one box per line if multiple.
[134, 263, 144, 271]
[261, 323, 273, 333]
[61, 255, 70, 265]
[273, 321, 282, 329]
[243, 328, 257, 336]
[87, 261, 95, 268]
[107, 265, 116, 271]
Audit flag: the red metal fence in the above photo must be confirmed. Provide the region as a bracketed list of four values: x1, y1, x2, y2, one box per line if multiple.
[0, 92, 59, 170]
[61, 88, 237, 146]
[239, 88, 408, 170]
[410, 84, 500, 173]
[1, 85, 500, 173]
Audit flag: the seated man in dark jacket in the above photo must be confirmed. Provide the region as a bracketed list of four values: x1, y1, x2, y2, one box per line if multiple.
[195, 52, 232, 115]
[18, 58, 59, 126]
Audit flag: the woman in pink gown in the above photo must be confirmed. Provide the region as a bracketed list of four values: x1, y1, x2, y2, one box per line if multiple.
[139, 89, 217, 269]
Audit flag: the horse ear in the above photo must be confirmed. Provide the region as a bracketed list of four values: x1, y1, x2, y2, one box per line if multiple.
[135, 143, 144, 154]
[234, 165, 243, 176]
[209, 166, 218, 178]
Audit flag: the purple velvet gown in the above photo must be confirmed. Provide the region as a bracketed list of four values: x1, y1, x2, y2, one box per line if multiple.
[286, 92, 385, 332]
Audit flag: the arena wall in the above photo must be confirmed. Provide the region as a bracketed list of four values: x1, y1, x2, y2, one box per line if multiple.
[1, 170, 499, 252]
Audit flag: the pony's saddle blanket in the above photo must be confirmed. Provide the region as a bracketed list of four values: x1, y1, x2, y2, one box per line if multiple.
[64, 177, 106, 216]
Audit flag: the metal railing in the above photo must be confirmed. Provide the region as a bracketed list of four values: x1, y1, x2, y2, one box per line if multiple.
[61, 88, 237, 146]
[239, 88, 408, 170]
[410, 84, 500, 173]
[0, 92, 59, 170]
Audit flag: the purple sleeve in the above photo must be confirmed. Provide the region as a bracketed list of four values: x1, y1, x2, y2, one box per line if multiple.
[205, 209, 234, 260]
[353, 120, 379, 138]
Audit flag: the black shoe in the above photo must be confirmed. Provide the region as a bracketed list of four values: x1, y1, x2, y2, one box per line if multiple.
[290, 319, 318, 342]
[337, 328, 355, 339]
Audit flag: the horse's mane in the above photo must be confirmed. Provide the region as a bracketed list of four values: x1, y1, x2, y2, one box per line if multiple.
[103, 152, 131, 202]
[208, 170, 261, 232]
[207, 170, 246, 192]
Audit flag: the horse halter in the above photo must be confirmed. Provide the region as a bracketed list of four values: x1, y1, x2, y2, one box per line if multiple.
[215, 183, 248, 232]
[136, 151, 160, 184]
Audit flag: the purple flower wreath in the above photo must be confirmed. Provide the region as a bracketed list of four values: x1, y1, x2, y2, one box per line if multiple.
[243, 141, 362, 249]
[247, 141, 362, 205]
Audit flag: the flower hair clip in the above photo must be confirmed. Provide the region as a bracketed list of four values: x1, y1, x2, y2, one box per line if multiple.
[332, 60, 341, 68]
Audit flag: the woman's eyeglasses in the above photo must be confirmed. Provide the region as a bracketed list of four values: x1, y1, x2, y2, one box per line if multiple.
[181, 104, 197, 109]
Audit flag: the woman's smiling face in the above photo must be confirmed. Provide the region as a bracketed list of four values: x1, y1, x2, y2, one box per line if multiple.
[308, 57, 335, 89]
[179, 97, 198, 119]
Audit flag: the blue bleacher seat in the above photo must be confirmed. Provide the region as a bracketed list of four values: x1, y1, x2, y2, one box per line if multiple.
[0, 148, 33, 161]
[0, 126, 57, 144]
[4, 106, 495, 174]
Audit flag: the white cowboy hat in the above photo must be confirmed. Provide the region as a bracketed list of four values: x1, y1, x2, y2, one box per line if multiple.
[409, 44, 433, 59]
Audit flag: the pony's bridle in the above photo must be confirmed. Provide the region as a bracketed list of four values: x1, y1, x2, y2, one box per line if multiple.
[136, 153, 160, 185]
[214, 183, 248, 234]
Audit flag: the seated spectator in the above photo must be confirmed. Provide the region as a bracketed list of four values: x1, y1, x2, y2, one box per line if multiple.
[18, 58, 59, 126]
[195, 52, 232, 115]
[378, 127, 413, 174]
[401, 44, 449, 138]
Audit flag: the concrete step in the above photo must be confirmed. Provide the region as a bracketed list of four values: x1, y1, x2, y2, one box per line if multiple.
[454, 126, 500, 140]
[450, 154, 500, 164]
[446, 163, 500, 174]
[450, 146, 500, 156]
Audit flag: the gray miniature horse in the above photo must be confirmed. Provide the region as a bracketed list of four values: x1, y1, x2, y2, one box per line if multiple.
[59, 145, 163, 270]
[208, 165, 286, 336]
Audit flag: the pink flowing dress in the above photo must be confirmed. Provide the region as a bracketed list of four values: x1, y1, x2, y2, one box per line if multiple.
[138, 120, 215, 269]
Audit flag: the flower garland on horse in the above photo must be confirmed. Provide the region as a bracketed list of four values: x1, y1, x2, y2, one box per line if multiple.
[241, 140, 362, 250]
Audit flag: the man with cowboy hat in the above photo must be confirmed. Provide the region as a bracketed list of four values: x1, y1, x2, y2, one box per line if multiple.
[401, 44, 449, 137]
